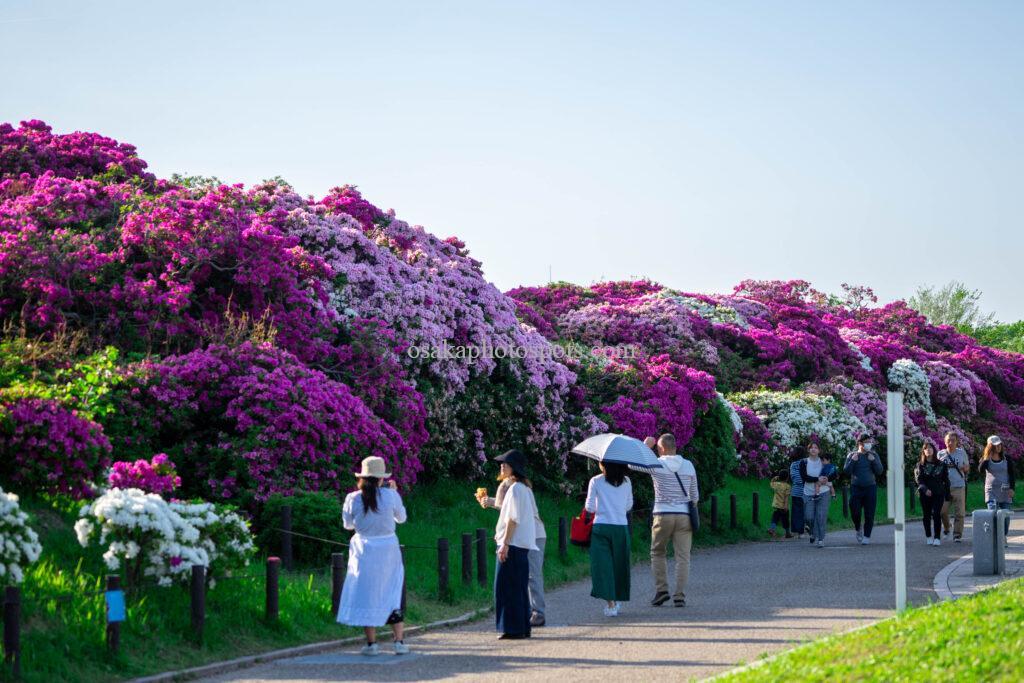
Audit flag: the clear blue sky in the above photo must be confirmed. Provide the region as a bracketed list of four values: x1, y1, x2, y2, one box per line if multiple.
[3, 1, 1023, 319]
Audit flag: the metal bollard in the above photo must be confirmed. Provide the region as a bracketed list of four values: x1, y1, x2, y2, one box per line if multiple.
[461, 533, 473, 584]
[191, 565, 206, 644]
[438, 538, 450, 599]
[3, 586, 21, 678]
[331, 552, 345, 616]
[105, 575, 121, 653]
[266, 557, 280, 621]
[558, 517, 568, 559]
[475, 528, 488, 587]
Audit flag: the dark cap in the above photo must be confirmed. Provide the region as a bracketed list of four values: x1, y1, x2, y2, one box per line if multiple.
[494, 449, 528, 477]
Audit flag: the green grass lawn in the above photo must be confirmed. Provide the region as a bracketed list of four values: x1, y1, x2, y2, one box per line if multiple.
[718, 577, 1024, 682]
[1, 474, 991, 682]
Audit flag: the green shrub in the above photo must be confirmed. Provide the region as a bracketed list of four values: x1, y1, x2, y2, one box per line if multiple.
[686, 400, 737, 499]
[256, 492, 345, 567]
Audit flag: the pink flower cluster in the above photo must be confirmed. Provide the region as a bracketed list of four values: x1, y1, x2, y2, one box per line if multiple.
[108, 453, 181, 494]
[0, 398, 111, 498]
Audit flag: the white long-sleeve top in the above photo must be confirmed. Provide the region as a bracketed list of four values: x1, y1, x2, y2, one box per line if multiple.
[584, 474, 633, 526]
[343, 487, 407, 538]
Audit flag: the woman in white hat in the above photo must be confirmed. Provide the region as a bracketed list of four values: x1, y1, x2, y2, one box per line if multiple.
[979, 435, 1015, 540]
[337, 456, 410, 656]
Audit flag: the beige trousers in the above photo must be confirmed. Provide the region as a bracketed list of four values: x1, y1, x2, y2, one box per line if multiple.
[650, 514, 693, 601]
[941, 487, 966, 537]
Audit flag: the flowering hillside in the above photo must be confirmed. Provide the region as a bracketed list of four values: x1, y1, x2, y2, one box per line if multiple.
[509, 280, 1024, 476]
[2, 120, 1020, 509]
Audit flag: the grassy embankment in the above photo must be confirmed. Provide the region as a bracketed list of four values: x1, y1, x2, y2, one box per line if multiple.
[718, 577, 1024, 682]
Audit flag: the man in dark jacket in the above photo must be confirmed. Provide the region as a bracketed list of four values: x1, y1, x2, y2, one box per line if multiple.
[844, 432, 884, 545]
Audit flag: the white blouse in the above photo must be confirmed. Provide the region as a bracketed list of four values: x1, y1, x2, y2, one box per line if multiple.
[494, 481, 540, 551]
[343, 487, 407, 538]
[585, 474, 633, 526]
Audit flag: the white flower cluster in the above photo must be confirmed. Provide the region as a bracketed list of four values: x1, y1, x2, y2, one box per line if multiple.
[717, 392, 744, 435]
[76, 489, 254, 588]
[660, 293, 749, 328]
[0, 487, 43, 585]
[847, 340, 873, 371]
[730, 389, 867, 468]
[887, 358, 936, 425]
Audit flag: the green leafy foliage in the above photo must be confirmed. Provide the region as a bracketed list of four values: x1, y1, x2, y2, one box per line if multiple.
[256, 492, 345, 567]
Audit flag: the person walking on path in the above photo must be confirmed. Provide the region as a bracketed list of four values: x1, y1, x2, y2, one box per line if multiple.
[491, 449, 539, 640]
[789, 451, 806, 537]
[476, 460, 548, 627]
[938, 432, 970, 542]
[799, 442, 836, 547]
[915, 440, 950, 546]
[585, 460, 633, 617]
[844, 432, 884, 545]
[768, 470, 792, 539]
[979, 435, 1015, 539]
[633, 433, 698, 608]
[337, 456, 410, 656]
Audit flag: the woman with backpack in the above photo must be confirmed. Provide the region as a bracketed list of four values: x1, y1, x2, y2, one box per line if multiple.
[337, 456, 410, 656]
[915, 440, 950, 546]
[585, 461, 633, 617]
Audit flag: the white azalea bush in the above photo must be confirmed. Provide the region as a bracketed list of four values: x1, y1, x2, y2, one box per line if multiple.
[888, 358, 936, 424]
[0, 487, 43, 585]
[76, 488, 254, 587]
[729, 389, 867, 470]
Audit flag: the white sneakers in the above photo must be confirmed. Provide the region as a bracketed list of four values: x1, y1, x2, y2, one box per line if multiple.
[361, 642, 410, 656]
[860, 537, 870, 545]
[856, 531, 863, 544]
[603, 602, 622, 617]
[928, 537, 942, 546]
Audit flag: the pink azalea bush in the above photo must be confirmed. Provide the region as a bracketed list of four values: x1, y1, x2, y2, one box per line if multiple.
[107, 453, 181, 495]
[0, 398, 111, 498]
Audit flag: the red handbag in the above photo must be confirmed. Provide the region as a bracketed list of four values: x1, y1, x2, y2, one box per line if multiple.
[570, 509, 595, 547]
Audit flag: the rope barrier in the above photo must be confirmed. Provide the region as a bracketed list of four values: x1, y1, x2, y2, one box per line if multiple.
[271, 527, 445, 552]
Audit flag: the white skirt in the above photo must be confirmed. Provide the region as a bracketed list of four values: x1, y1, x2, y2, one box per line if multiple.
[336, 533, 405, 627]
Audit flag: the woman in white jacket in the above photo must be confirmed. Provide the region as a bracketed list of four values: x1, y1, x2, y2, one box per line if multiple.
[337, 456, 410, 656]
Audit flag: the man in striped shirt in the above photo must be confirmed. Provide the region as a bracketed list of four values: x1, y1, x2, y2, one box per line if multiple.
[633, 433, 700, 607]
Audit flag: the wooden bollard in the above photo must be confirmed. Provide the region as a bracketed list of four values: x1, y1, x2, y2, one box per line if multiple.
[105, 575, 121, 653]
[908, 486, 916, 512]
[842, 486, 850, 518]
[475, 528, 487, 587]
[558, 517, 568, 559]
[729, 494, 737, 530]
[331, 552, 345, 616]
[281, 505, 294, 571]
[711, 495, 719, 531]
[191, 565, 206, 644]
[3, 586, 21, 678]
[461, 533, 473, 584]
[437, 538, 450, 600]
[266, 557, 280, 621]
[752, 492, 760, 526]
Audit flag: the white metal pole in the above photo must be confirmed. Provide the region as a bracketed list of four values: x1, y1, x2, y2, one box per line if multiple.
[887, 391, 907, 611]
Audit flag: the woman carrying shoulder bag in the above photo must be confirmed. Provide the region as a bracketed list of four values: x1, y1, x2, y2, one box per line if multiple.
[337, 456, 410, 656]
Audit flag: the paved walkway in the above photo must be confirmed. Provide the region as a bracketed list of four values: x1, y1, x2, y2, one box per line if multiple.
[199, 515, 1023, 683]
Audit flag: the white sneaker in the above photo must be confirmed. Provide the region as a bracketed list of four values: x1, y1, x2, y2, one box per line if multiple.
[361, 643, 380, 656]
[856, 531, 863, 543]
[816, 540, 824, 548]
[926, 538, 935, 546]
[603, 605, 619, 617]
[861, 537, 870, 545]
[935, 538, 941, 546]
[394, 641, 410, 655]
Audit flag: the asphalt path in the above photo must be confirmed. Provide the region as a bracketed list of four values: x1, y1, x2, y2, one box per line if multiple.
[199, 514, 1018, 682]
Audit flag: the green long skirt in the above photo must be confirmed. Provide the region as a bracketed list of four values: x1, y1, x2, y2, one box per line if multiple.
[589, 523, 631, 601]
